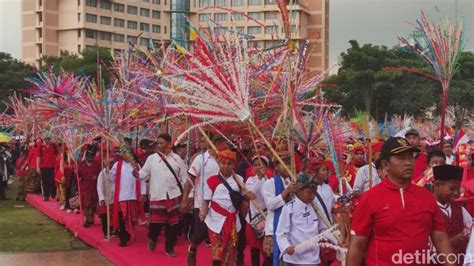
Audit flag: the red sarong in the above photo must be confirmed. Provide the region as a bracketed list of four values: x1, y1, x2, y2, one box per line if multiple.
[149, 196, 181, 225]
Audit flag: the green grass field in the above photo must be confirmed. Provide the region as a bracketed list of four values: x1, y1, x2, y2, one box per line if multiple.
[0, 178, 90, 252]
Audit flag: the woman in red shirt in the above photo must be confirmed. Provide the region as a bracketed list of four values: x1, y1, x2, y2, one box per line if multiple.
[22, 141, 41, 195]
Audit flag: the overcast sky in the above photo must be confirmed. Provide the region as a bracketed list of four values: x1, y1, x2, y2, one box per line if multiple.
[0, 0, 472, 65]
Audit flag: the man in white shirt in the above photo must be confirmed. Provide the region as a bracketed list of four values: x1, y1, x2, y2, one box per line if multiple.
[200, 149, 247, 266]
[97, 158, 115, 240]
[138, 133, 187, 257]
[180, 134, 228, 266]
[443, 142, 455, 165]
[276, 173, 326, 265]
[353, 142, 383, 194]
[108, 150, 146, 247]
[261, 155, 295, 264]
[306, 158, 336, 265]
[433, 164, 471, 263]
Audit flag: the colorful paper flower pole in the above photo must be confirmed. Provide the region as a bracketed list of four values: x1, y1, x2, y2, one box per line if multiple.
[399, 10, 465, 145]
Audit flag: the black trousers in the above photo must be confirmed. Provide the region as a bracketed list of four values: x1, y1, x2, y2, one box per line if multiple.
[100, 212, 129, 242]
[0, 178, 5, 200]
[190, 208, 208, 245]
[148, 222, 179, 251]
[180, 212, 194, 240]
[237, 214, 246, 266]
[40, 168, 55, 199]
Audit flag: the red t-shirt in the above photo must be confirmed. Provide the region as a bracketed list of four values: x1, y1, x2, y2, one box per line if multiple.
[27, 147, 39, 169]
[351, 178, 445, 266]
[39, 144, 57, 168]
[412, 153, 427, 183]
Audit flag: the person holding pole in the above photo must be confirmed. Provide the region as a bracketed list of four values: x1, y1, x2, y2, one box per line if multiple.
[137, 133, 187, 257]
[182, 134, 229, 266]
[78, 148, 101, 228]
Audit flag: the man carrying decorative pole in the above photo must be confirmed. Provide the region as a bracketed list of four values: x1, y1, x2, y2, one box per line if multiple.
[201, 149, 248, 266]
[137, 133, 187, 257]
[261, 153, 296, 266]
[78, 148, 101, 228]
[182, 133, 229, 266]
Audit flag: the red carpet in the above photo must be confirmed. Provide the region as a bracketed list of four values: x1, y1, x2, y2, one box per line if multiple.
[27, 194, 252, 266]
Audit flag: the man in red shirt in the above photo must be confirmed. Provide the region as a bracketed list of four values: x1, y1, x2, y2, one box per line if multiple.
[347, 137, 454, 266]
[38, 136, 58, 201]
[405, 129, 428, 183]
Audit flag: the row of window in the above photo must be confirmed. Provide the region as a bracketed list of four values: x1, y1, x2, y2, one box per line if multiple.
[85, 0, 162, 19]
[199, 0, 277, 7]
[248, 40, 284, 49]
[199, 11, 296, 22]
[207, 25, 297, 35]
[85, 29, 158, 47]
[85, 13, 164, 33]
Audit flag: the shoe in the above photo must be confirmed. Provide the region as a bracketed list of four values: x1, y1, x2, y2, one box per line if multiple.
[74, 209, 80, 214]
[166, 250, 176, 257]
[66, 209, 72, 214]
[119, 241, 127, 247]
[60, 205, 65, 211]
[148, 239, 156, 251]
[187, 247, 196, 266]
[83, 221, 90, 228]
[8, 179, 14, 185]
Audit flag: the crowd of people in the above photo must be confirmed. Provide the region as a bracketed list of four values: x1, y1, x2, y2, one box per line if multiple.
[3, 127, 474, 266]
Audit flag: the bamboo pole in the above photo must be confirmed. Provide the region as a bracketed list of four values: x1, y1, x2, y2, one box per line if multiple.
[248, 119, 297, 182]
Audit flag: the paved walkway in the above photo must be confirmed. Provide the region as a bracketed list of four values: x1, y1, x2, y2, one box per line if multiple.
[0, 250, 112, 266]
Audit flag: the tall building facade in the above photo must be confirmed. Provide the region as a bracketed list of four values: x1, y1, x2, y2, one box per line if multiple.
[22, 0, 328, 72]
[22, 0, 170, 66]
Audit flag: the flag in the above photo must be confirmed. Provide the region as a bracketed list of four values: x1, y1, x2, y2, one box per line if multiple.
[175, 44, 188, 55]
[453, 128, 469, 151]
[189, 28, 198, 41]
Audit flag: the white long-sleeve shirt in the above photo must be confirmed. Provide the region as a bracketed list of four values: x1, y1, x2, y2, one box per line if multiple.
[109, 161, 137, 201]
[139, 152, 187, 201]
[245, 175, 268, 223]
[276, 196, 325, 265]
[353, 163, 381, 193]
[314, 183, 335, 223]
[188, 150, 219, 209]
[97, 168, 114, 204]
[262, 176, 291, 236]
[97, 162, 146, 203]
[203, 174, 245, 234]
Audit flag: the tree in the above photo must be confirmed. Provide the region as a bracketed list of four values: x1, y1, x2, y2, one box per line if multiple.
[322, 40, 441, 121]
[41, 46, 114, 84]
[0, 52, 35, 108]
[448, 51, 474, 126]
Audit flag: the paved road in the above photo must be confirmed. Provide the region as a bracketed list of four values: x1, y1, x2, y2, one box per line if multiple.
[0, 250, 113, 266]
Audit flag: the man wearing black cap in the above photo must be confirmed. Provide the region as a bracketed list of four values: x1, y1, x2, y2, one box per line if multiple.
[405, 129, 428, 184]
[347, 137, 454, 266]
[433, 165, 471, 262]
